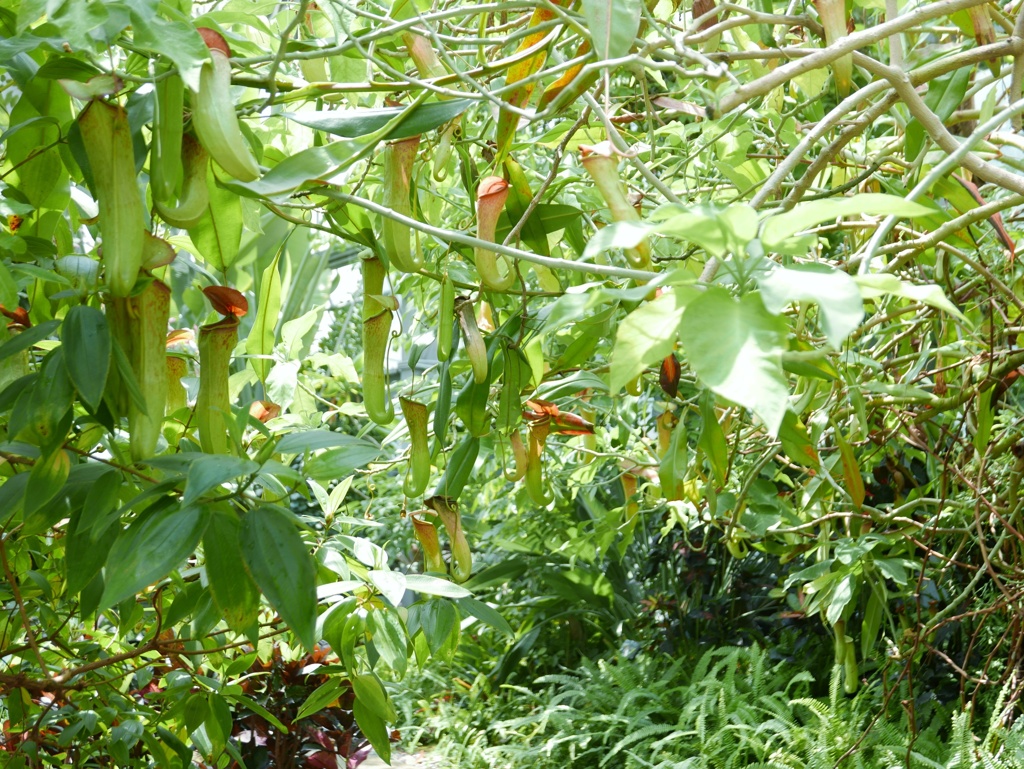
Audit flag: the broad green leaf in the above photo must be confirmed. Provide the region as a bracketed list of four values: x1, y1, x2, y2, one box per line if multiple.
[826, 574, 855, 625]
[60, 305, 110, 411]
[66, 505, 117, 596]
[582, 0, 642, 60]
[353, 697, 390, 765]
[609, 286, 698, 394]
[416, 599, 458, 656]
[679, 289, 789, 435]
[368, 569, 406, 608]
[760, 195, 935, 248]
[283, 99, 471, 140]
[187, 168, 243, 271]
[650, 203, 757, 257]
[246, 248, 282, 383]
[24, 445, 69, 519]
[100, 504, 209, 610]
[367, 607, 409, 678]
[853, 274, 967, 321]
[350, 672, 397, 722]
[294, 678, 344, 721]
[583, 220, 653, 260]
[204, 510, 261, 634]
[758, 265, 863, 348]
[183, 456, 259, 505]
[240, 506, 317, 651]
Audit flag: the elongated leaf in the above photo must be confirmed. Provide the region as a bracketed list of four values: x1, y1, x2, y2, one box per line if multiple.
[295, 678, 344, 722]
[61, 305, 110, 411]
[609, 286, 698, 394]
[495, 4, 566, 159]
[228, 141, 357, 198]
[853, 274, 967, 321]
[283, 99, 471, 140]
[835, 429, 864, 510]
[0, 319, 60, 362]
[679, 289, 789, 435]
[350, 673, 397, 722]
[277, 430, 379, 455]
[760, 195, 935, 248]
[403, 573, 471, 598]
[184, 456, 259, 506]
[659, 415, 689, 501]
[581, 0, 642, 60]
[367, 607, 409, 677]
[240, 506, 317, 651]
[246, 250, 282, 383]
[24, 446, 70, 519]
[100, 504, 209, 610]
[456, 596, 513, 637]
[202, 514, 260, 634]
[187, 168, 243, 271]
[353, 698, 390, 765]
[304, 443, 383, 480]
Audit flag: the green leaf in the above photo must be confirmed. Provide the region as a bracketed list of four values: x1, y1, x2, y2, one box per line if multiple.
[303, 442, 383, 480]
[187, 168, 243, 271]
[283, 99, 471, 140]
[583, 220, 652, 260]
[228, 141, 358, 198]
[758, 265, 863, 348]
[61, 305, 110, 411]
[403, 574, 471, 598]
[650, 203, 757, 257]
[353, 697, 390, 765]
[679, 289, 789, 435]
[659, 414, 689, 501]
[294, 678, 344, 722]
[826, 574, 855, 625]
[350, 672, 397, 723]
[100, 504, 209, 610]
[609, 286, 698, 394]
[0, 319, 60, 363]
[760, 195, 936, 248]
[246, 248, 283, 383]
[778, 411, 819, 468]
[66, 505, 117, 596]
[204, 510, 261, 634]
[277, 430, 380, 455]
[367, 607, 409, 678]
[456, 596, 514, 637]
[853, 274, 968, 321]
[183, 455, 259, 506]
[240, 506, 317, 651]
[416, 599, 458, 655]
[581, 0, 642, 60]
[24, 445, 70, 519]
[128, 6, 209, 91]
[835, 428, 864, 510]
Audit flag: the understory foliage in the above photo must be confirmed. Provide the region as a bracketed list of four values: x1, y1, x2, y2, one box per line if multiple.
[2, 0, 1024, 766]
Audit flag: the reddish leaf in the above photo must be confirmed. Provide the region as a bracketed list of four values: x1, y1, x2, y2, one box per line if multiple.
[203, 285, 249, 317]
[660, 354, 681, 398]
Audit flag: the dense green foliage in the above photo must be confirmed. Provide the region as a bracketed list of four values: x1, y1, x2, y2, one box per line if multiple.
[3, 0, 1024, 766]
